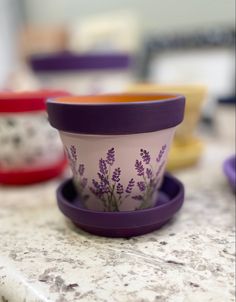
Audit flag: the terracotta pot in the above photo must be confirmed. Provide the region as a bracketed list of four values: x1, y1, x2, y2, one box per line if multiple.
[47, 93, 185, 211]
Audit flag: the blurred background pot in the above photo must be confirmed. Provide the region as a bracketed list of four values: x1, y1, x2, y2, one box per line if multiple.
[29, 52, 135, 94]
[0, 90, 69, 185]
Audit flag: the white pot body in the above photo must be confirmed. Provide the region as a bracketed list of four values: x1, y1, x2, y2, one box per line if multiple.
[60, 127, 176, 212]
[0, 112, 64, 171]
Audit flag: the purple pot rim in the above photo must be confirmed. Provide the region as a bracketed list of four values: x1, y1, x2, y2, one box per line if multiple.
[29, 52, 132, 72]
[223, 155, 236, 188]
[56, 173, 185, 229]
[47, 94, 185, 135]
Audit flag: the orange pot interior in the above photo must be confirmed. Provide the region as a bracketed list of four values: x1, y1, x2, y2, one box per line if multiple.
[55, 93, 179, 104]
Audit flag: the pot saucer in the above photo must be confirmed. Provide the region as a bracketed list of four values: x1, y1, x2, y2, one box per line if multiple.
[223, 155, 236, 191]
[167, 137, 204, 171]
[56, 173, 184, 238]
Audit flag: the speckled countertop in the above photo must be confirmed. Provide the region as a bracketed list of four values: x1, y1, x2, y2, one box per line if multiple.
[0, 129, 235, 302]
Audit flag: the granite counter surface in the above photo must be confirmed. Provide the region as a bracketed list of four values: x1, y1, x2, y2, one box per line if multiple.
[0, 137, 235, 302]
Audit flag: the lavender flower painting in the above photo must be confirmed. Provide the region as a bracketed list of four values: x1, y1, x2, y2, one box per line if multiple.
[65, 144, 167, 212]
[65, 145, 89, 202]
[89, 148, 135, 211]
[132, 145, 167, 210]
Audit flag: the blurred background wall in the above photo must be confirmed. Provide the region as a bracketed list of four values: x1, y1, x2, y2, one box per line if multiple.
[0, 0, 22, 87]
[22, 0, 235, 33]
[0, 0, 235, 92]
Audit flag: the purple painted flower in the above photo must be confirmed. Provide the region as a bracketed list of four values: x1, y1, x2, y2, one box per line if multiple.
[135, 160, 144, 176]
[132, 195, 143, 200]
[97, 172, 109, 185]
[106, 147, 115, 166]
[116, 183, 124, 195]
[99, 158, 108, 175]
[78, 164, 85, 176]
[81, 177, 88, 188]
[146, 168, 153, 179]
[112, 167, 121, 182]
[137, 181, 146, 192]
[162, 144, 167, 151]
[126, 178, 135, 194]
[156, 144, 167, 163]
[90, 178, 109, 197]
[92, 179, 100, 190]
[99, 181, 109, 194]
[70, 145, 77, 161]
[140, 149, 150, 164]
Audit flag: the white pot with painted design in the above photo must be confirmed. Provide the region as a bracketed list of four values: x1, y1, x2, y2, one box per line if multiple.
[0, 91, 69, 185]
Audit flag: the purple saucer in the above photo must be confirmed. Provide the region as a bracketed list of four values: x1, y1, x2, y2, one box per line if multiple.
[223, 155, 236, 191]
[56, 173, 185, 237]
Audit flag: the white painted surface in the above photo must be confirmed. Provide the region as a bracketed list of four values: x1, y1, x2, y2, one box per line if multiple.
[60, 128, 175, 211]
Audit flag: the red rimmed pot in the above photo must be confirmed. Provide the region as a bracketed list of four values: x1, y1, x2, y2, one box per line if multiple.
[0, 90, 70, 185]
[47, 93, 185, 211]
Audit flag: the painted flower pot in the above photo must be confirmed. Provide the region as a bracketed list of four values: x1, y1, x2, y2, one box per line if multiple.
[47, 94, 185, 211]
[0, 90, 69, 185]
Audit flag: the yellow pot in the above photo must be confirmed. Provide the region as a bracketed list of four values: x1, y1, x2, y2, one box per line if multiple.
[166, 137, 204, 171]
